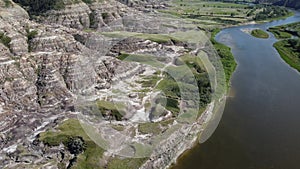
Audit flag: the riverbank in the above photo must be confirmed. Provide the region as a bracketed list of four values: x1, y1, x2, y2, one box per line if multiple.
[210, 28, 237, 86]
[273, 40, 300, 72]
[269, 22, 300, 72]
[171, 9, 300, 169]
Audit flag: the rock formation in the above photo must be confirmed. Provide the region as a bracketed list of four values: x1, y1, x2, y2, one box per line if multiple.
[0, 0, 215, 168]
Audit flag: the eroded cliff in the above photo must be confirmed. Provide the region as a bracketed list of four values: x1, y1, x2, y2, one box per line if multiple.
[0, 0, 220, 168]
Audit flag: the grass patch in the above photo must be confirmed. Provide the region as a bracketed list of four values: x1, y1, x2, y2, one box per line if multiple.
[96, 100, 125, 121]
[39, 119, 105, 169]
[117, 53, 164, 68]
[107, 157, 148, 169]
[101, 31, 181, 44]
[111, 124, 125, 131]
[170, 30, 207, 44]
[137, 33, 179, 44]
[268, 28, 292, 39]
[273, 40, 300, 72]
[138, 122, 162, 135]
[251, 29, 269, 39]
[159, 118, 175, 127]
[155, 55, 212, 114]
[268, 22, 300, 39]
[161, 0, 254, 27]
[210, 28, 237, 86]
[137, 75, 161, 88]
[270, 22, 300, 73]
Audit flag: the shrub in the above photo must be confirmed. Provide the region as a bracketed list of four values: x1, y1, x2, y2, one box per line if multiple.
[67, 137, 86, 155]
[3, 0, 12, 7]
[0, 32, 11, 48]
[12, 0, 66, 16]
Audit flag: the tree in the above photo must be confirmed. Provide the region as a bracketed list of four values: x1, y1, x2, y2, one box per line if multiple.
[67, 137, 86, 155]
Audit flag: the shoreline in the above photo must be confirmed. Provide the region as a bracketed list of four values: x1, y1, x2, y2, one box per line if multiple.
[166, 102, 215, 169]
[169, 10, 299, 169]
[222, 10, 295, 29]
[139, 101, 216, 169]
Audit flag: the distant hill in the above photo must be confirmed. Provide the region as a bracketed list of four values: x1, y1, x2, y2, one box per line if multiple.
[274, 0, 300, 9]
[256, 0, 300, 9]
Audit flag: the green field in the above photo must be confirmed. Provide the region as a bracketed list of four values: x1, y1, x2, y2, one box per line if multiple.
[159, 0, 293, 29]
[161, 0, 252, 27]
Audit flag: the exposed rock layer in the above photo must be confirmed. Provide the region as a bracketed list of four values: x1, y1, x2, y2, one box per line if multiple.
[0, 0, 210, 169]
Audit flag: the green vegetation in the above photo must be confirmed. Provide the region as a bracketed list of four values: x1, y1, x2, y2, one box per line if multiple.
[137, 75, 161, 88]
[161, 0, 293, 29]
[39, 119, 105, 169]
[111, 124, 125, 131]
[3, 0, 12, 7]
[273, 39, 300, 72]
[154, 55, 211, 115]
[103, 30, 208, 46]
[117, 52, 211, 118]
[254, 6, 292, 21]
[137, 119, 176, 136]
[102, 31, 181, 44]
[268, 22, 300, 39]
[96, 100, 125, 121]
[117, 51, 208, 118]
[138, 122, 162, 135]
[156, 77, 181, 115]
[26, 29, 38, 41]
[117, 53, 165, 68]
[39, 119, 148, 169]
[82, 0, 94, 4]
[251, 29, 269, 39]
[210, 28, 237, 85]
[162, 0, 253, 27]
[107, 157, 148, 169]
[159, 0, 291, 28]
[26, 28, 38, 52]
[269, 22, 300, 73]
[12, 0, 66, 15]
[268, 27, 292, 39]
[178, 54, 212, 107]
[0, 32, 11, 48]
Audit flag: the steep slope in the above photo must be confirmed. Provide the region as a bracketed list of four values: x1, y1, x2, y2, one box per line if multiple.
[274, 0, 300, 9]
[0, 0, 220, 169]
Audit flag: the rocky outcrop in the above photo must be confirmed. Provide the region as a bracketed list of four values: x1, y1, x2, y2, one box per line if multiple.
[0, 1, 134, 167]
[117, 0, 169, 12]
[38, 0, 130, 31]
[41, 2, 91, 30]
[0, 0, 214, 169]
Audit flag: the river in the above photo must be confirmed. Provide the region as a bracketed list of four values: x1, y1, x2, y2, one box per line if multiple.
[172, 12, 300, 169]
